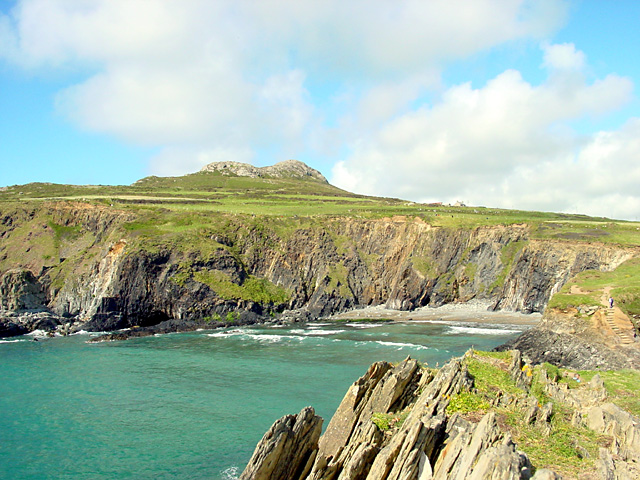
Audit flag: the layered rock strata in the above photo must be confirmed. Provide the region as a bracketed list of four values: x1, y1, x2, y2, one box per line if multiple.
[241, 352, 640, 480]
[1, 201, 635, 337]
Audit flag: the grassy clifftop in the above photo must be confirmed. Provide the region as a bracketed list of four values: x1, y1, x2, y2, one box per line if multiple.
[2, 167, 640, 245]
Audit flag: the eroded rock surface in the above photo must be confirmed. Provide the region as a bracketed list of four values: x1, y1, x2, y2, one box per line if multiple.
[242, 355, 532, 480]
[241, 406, 323, 480]
[241, 352, 640, 480]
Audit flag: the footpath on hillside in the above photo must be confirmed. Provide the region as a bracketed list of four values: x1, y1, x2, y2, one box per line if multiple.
[571, 284, 638, 346]
[601, 286, 637, 345]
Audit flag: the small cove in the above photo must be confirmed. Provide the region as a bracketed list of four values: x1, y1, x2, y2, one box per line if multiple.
[0, 316, 535, 479]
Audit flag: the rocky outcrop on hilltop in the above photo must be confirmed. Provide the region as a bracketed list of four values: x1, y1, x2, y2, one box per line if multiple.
[200, 159, 328, 183]
[241, 352, 640, 480]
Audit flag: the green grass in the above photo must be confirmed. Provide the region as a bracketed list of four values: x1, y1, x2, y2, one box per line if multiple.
[191, 270, 290, 304]
[450, 353, 621, 478]
[575, 369, 640, 417]
[489, 241, 525, 291]
[3, 171, 640, 248]
[411, 255, 438, 278]
[465, 355, 525, 400]
[502, 405, 608, 478]
[446, 391, 491, 414]
[371, 411, 410, 431]
[546, 293, 601, 310]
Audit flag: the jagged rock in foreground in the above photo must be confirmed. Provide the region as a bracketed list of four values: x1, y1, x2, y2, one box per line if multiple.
[241, 352, 640, 480]
[240, 407, 323, 480]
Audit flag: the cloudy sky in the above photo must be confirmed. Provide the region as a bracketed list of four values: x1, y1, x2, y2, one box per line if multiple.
[1, 1, 639, 220]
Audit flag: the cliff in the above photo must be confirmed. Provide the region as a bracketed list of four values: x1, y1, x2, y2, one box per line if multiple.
[1, 161, 639, 338]
[0, 198, 637, 338]
[241, 352, 640, 480]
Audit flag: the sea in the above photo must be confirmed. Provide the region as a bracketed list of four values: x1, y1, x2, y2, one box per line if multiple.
[0, 317, 531, 479]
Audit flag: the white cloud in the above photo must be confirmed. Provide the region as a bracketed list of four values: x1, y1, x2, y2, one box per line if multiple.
[332, 44, 636, 219]
[1, 0, 569, 176]
[9, 1, 638, 220]
[542, 42, 585, 70]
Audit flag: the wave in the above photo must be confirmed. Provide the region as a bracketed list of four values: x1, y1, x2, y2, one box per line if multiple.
[374, 340, 431, 350]
[206, 329, 248, 338]
[206, 329, 304, 343]
[446, 326, 521, 335]
[246, 334, 304, 342]
[0, 339, 24, 343]
[345, 323, 382, 329]
[299, 329, 345, 336]
[25, 329, 49, 337]
[221, 466, 239, 480]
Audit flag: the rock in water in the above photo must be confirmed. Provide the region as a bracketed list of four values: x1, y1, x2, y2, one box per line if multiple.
[240, 406, 323, 480]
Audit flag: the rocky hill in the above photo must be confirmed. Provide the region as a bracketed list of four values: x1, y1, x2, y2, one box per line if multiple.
[240, 351, 640, 480]
[200, 159, 328, 182]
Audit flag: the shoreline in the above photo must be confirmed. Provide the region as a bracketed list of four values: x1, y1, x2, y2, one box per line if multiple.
[326, 300, 542, 326]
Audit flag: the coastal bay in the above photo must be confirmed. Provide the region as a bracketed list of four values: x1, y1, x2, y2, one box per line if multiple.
[0, 315, 531, 479]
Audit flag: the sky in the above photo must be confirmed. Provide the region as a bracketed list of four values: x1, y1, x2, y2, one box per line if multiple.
[1, 0, 640, 220]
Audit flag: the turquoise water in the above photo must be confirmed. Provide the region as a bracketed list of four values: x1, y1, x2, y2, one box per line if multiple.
[0, 319, 528, 479]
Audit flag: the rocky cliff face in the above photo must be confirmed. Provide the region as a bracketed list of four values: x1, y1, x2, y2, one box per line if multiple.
[0, 202, 636, 336]
[241, 352, 640, 480]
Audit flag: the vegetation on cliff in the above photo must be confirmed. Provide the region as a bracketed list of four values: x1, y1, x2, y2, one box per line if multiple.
[449, 350, 640, 478]
[1, 161, 640, 338]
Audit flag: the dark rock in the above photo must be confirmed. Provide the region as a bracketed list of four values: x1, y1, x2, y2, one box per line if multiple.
[495, 328, 639, 370]
[0, 317, 29, 337]
[0, 310, 62, 338]
[0, 269, 47, 311]
[240, 406, 322, 480]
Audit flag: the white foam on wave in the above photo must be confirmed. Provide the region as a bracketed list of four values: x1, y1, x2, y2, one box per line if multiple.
[0, 339, 24, 343]
[221, 466, 239, 480]
[25, 329, 48, 337]
[206, 329, 248, 338]
[345, 323, 381, 329]
[301, 329, 345, 336]
[71, 330, 90, 335]
[206, 329, 304, 343]
[446, 326, 521, 335]
[245, 333, 303, 343]
[375, 340, 431, 350]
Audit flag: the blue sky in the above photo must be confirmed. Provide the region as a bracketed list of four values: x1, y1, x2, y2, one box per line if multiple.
[1, 0, 640, 219]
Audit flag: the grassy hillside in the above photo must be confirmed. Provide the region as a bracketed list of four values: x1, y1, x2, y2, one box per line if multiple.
[2, 169, 640, 246]
[548, 257, 640, 325]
